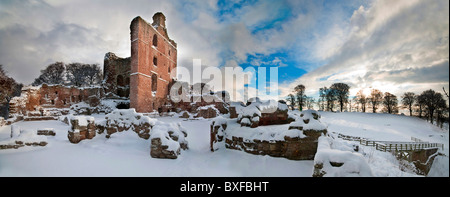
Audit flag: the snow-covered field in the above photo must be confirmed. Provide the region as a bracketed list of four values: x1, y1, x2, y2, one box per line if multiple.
[0, 111, 448, 177]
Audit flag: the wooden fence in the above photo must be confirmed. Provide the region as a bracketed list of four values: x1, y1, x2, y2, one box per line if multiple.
[334, 132, 444, 152]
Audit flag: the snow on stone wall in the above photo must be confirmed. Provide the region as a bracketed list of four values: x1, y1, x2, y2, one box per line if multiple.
[313, 136, 373, 177]
[210, 116, 228, 152]
[1, 126, 48, 150]
[237, 99, 291, 128]
[67, 115, 96, 144]
[99, 109, 157, 139]
[150, 121, 188, 159]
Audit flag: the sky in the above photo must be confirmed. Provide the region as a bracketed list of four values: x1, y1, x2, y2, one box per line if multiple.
[0, 0, 448, 102]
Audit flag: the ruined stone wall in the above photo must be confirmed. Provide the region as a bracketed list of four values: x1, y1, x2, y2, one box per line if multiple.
[103, 52, 131, 99]
[130, 13, 177, 113]
[9, 85, 103, 117]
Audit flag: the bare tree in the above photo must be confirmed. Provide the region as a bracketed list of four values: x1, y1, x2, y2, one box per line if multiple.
[401, 92, 415, 116]
[0, 65, 23, 118]
[419, 89, 447, 124]
[32, 62, 65, 85]
[66, 63, 103, 87]
[325, 87, 337, 112]
[319, 87, 327, 111]
[415, 94, 425, 118]
[305, 97, 315, 110]
[443, 87, 449, 111]
[368, 89, 383, 113]
[294, 84, 306, 111]
[286, 94, 296, 110]
[383, 92, 398, 114]
[330, 83, 350, 112]
[355, 89, 367, 112]
[443, 87, 450, 100]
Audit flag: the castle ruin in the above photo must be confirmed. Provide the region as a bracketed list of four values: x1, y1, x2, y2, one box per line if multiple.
[8, 13, 178, 119]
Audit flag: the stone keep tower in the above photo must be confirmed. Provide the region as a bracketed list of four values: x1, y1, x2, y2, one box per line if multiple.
[130, 13, 177, 113]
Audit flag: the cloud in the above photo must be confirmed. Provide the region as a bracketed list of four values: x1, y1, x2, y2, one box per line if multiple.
[0, 0, 447, 102]
[282, 0, 449, 98]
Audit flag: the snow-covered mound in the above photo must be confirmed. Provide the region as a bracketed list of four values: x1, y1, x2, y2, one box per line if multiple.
[98, 109, 157, 139]
[237, 98, 290, 127]
[150, 121, 188, 159]
[313, 136, 373, 177]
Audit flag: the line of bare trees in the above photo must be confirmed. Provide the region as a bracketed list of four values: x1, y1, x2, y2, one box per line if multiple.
[32, 62, 103, 87]
[285, 82, 449, 128]
[287, 83, 351, 113]
[353, 88, 448, 127]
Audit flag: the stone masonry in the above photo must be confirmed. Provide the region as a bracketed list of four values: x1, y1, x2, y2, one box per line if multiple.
[130, 13, 177, 113]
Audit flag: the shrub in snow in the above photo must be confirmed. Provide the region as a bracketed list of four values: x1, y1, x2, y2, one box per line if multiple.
[313, 136, 373, 177]
[67, 116, 96, 144]
[210, 116, 228, 152]
[99, 109, 157, 139]
[150, 121, 188, 159]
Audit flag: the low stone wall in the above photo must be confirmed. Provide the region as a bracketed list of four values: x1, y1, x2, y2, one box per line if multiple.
[67, 116, 96, 144]
[195, 106, 218, 119]
[150, 122, 189, 159]
[225, 134, 321, 160]
[0, 128, 48, 150]
[212, 110, 327, 160]
[96, 109, 155, 139]
[37, 129, 56, 136]
[237, 100, 293, 128]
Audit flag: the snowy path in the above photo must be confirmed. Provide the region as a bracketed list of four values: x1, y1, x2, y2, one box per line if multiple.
[0, 118, 313, 177]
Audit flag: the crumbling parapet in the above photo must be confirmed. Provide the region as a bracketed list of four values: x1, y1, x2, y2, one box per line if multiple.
[210, 116, 227, 152]
[67, 116, 96, 144]
[96, 109, 156, 139]
[150, 122, 188, 159]
[313, 136, 373, 177]
[218, 110, 328, 160]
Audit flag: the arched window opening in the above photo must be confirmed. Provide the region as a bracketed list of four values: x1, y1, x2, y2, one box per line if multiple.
[153, 57, 158, 66]
[151, 74, 158, 92]
[152, 34, 158, 47]
[117, 75, 124, 86]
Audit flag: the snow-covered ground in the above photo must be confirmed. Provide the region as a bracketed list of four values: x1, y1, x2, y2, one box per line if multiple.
[321, 112, 449, 156]
[0, 117, 312, 177]
[0, 111, 448, 177]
